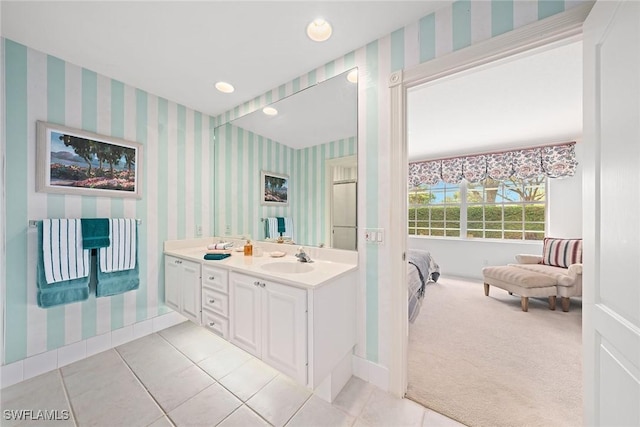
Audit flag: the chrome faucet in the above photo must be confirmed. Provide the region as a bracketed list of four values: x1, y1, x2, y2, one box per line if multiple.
[295, 247, 313, 263]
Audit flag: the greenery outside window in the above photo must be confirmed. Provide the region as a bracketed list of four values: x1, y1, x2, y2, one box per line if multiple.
[409, 177, 545, 240]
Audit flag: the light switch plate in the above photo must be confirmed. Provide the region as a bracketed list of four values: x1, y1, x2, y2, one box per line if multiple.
[364, 228, 384, 244]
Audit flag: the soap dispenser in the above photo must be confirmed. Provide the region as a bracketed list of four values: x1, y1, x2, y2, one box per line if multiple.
[243, 240, 253, 256]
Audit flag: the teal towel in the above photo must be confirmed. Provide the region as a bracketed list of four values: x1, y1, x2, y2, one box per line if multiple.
[81, 218, 110, 249]
[96, 227, 139, 297]
[277, 217, 286, 234]
[204, 253, 231, 261]
[96, 261, 140, 297]
[37, 222, 90, 308]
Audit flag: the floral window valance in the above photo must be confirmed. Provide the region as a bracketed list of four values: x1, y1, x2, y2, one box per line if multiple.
[409, 142, 578, 187]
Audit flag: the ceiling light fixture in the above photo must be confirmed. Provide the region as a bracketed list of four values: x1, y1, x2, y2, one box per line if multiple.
[263, 106, 278, 116]
[347, 69, 358, 83]
[306, 18, 332, 42]
[215, 81, 234, 93]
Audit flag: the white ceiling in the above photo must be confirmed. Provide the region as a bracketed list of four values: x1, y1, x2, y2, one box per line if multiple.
[1, 1, 452, 118]
[408, 40, 583, 161]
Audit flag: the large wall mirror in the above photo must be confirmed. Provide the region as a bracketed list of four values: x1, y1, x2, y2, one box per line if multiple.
[214, 67, 358, 250]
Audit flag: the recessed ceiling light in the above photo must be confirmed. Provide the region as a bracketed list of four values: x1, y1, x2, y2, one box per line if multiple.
[306, 18, 332, 42]
[347, 69, 358, 83]
[215, 81, 234, 93]
[263, 106, 278, 116]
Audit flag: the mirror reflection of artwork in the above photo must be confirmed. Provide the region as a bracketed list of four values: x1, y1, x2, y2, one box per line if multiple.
[262, 171, 289, 206]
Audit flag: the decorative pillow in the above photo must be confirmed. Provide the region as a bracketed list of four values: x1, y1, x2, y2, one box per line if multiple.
[542, 238, 582, 268]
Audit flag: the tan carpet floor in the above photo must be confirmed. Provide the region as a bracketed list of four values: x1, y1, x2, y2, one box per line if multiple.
[407, 276, 583, 427]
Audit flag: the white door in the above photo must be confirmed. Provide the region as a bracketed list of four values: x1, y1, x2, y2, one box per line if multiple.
[180, 259, 201, 325]
[261, 280, 307, 384]
[164, 256, 181, 311]
[229, 273, 262, 357]
[583, 1, 640, 425]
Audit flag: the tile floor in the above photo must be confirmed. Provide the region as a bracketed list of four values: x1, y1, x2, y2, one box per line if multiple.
[1, 321, 463, 427]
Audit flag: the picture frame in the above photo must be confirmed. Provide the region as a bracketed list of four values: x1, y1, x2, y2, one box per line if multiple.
[261, 170, 289, 206]
[36, 121, 143, 199]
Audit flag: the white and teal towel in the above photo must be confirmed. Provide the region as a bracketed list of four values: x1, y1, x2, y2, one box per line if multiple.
[265, 217, 294, 242]
[99, 219, 137, 273]
[42, 219, 90, 284]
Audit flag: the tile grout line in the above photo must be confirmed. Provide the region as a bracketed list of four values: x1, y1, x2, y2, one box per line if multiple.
[111, 344, 177, 426]
[56, 368, 80, 427]
[157, 324, 283, 417]
[281, 391, 314, 427]
[154, 326, 278, 425]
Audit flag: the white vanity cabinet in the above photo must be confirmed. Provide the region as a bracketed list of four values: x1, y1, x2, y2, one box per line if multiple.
[164, 255, 201, 325]
[201, 265, 229, 339]
[229, 272, 307, 384]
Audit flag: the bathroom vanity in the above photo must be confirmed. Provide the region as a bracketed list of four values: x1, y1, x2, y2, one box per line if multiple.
[163, 238, 358, 402]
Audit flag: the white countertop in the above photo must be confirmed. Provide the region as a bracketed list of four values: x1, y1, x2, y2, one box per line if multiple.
[164, 239, 358, 289]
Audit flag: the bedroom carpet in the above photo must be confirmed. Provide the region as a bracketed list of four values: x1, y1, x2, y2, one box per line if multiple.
[406, 276, 582, 427]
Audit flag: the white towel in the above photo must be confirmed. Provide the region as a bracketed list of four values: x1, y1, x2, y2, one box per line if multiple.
[42, 219, 90, 284]
[266, 218, 278, 239]
[99, 219, 137, 273]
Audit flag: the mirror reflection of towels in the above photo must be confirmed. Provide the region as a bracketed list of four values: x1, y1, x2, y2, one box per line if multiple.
[265, 217, 294, 242]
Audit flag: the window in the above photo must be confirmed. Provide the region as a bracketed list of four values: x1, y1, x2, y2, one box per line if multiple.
[409, 177, 546, 240]
[409, 182, 461, 237]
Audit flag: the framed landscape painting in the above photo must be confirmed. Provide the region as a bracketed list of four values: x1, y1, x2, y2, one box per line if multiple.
[36, 121, 143, 198]
[261, 170, 289, 206]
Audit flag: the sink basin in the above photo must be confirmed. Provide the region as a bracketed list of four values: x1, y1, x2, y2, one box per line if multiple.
[261, 262, 314, 274]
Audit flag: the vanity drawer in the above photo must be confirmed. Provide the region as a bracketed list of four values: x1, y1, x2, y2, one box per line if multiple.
[202, 309, 228, 339]
[202, 288, 228, 317]
[202, 265, 228, 293]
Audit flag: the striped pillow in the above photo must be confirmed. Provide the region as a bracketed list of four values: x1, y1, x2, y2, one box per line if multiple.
[542, 238, 582, 268]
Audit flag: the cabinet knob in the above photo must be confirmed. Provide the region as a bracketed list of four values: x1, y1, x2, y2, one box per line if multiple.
[209, 299, 215, 304]
[209, 276, 215, 280]
[254, 281, 260, 286]
[209, 321, 215, 327]
[260, 282, 266, 288]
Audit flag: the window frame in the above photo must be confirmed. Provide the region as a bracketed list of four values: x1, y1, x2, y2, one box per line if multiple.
[408, 177, 547, 241]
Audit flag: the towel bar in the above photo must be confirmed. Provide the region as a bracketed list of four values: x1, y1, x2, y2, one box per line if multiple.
[29, 219, 142, 228]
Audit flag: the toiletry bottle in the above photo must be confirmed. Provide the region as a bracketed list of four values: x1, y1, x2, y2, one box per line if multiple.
[244, 240, 253, 256]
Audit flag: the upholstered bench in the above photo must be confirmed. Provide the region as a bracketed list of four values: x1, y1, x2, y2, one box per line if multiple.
[482, 265, 558, 312]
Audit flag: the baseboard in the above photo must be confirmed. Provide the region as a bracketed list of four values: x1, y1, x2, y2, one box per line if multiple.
[1, 311, 187, 389]
[351, 354, 389, 392]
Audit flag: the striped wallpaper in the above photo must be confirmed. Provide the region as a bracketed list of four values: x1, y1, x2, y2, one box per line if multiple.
[213, 0, 585, 366]
[214, 121, 356, 247]
[3, 39, 215, 364]
[3, 0, 582, 369]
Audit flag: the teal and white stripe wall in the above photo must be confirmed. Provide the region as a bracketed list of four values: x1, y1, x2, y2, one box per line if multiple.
[3, 38, 215, 365]
[3, 0, 584, 378]
[214, 0, 586, 373]
[214, 122, 356, 247]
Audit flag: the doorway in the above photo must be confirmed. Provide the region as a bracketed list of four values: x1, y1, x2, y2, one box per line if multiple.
[386, 1, 594, 421]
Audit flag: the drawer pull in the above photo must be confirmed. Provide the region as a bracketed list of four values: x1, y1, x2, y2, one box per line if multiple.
[174, 260, 182, 264]
[208, 276, 215, 280]
[254, 281, 260, 286]
[209, 321, 215, 327]
[208, 298, 215, 304]
[260, 282, 266, 288]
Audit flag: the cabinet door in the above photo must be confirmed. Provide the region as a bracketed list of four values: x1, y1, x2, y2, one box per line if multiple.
[229, 273, 262, 357]
[164, 256, 181, 311]
[180, 259, 201, 325]
[262, 280, 307, 385]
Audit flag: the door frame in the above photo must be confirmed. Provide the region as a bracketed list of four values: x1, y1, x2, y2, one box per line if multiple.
[387, 1, 594, 399]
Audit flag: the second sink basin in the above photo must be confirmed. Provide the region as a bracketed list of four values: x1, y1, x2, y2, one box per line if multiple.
[261, 261, 314, 274]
